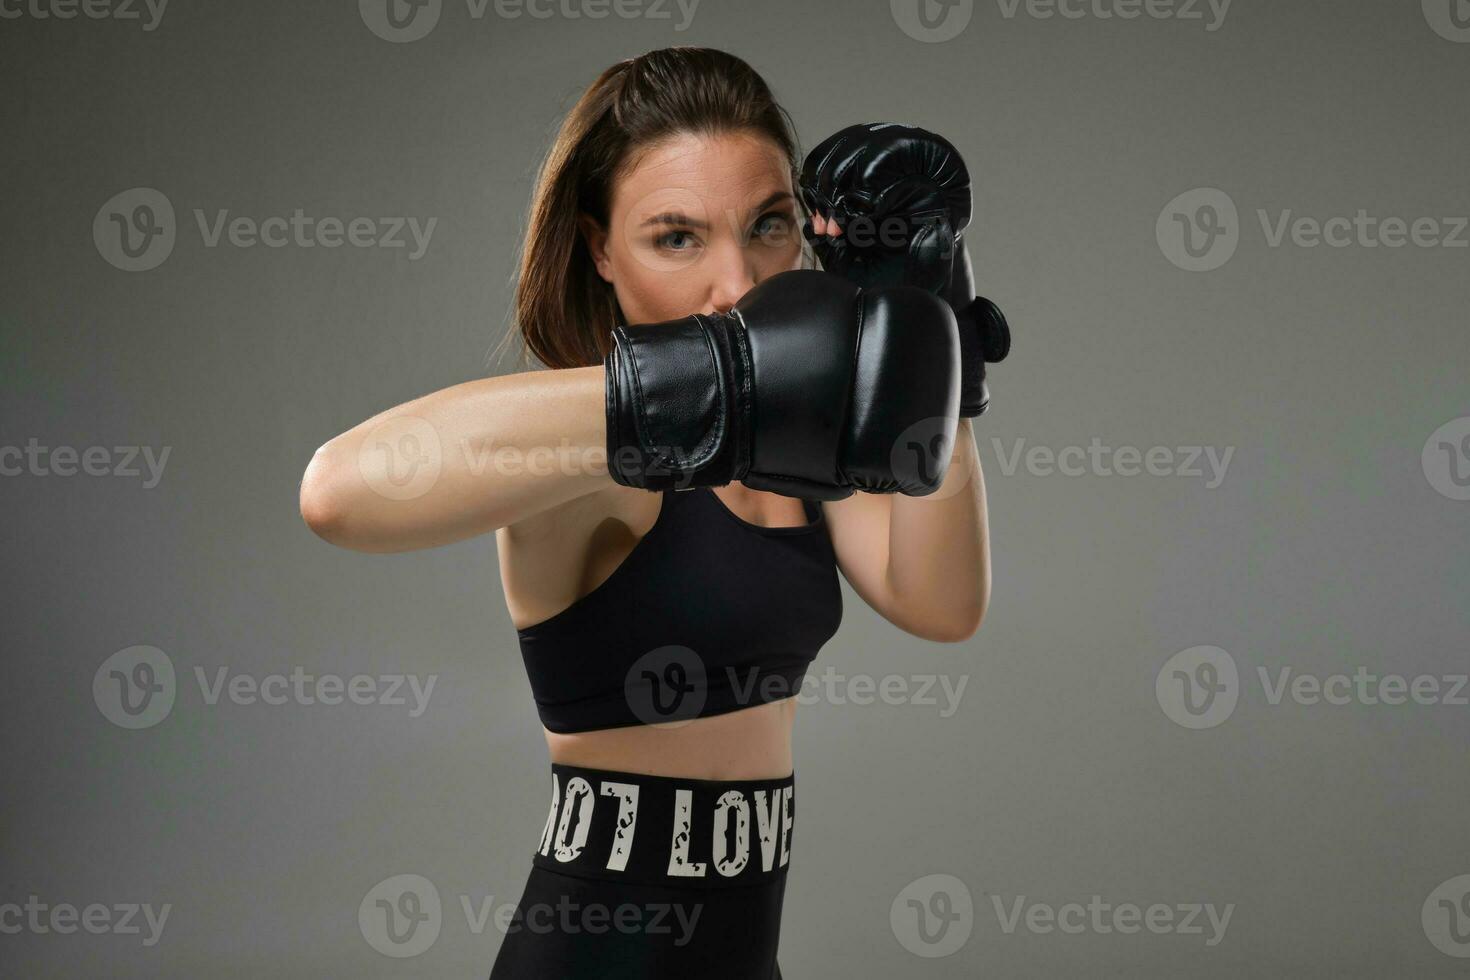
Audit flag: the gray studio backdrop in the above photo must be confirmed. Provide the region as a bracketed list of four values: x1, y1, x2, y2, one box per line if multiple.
[3, 1, 1468, 976]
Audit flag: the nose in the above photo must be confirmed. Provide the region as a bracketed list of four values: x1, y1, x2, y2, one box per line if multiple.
[704, 242, 757, 315]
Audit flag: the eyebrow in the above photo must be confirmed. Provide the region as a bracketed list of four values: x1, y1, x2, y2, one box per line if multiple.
[639, 191, 795, 230]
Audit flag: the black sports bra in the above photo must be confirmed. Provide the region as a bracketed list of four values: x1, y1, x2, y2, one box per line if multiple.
[516, 487, 843, 734]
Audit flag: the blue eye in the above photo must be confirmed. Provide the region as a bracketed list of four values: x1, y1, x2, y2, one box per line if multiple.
[657, 230, 695, 250]
[753, 212, 793, 242]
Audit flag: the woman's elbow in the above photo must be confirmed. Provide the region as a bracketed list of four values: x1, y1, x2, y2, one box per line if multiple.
[921, 591, 988, 643]
[299, 445, 350, 544]
[926, 608, 984, 643]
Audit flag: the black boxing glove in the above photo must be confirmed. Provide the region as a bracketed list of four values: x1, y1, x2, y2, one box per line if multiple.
[605, 269, 960, 500]
[799, 121, 1010, 416]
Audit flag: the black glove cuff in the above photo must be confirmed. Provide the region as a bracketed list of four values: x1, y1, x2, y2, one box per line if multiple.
[605, 316, 748, 490]
[962, 296, 1010, 363]
[954, 297, 1010, 418]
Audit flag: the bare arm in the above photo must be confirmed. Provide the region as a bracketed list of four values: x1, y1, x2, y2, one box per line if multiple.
[823, 419, 991, 642]
[298, 366, 608, 553]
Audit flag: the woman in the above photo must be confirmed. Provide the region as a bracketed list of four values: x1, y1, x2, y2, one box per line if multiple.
[299, 46, 991, 979]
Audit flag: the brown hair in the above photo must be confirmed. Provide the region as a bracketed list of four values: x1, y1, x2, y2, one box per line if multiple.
[505, 47, 801, 371]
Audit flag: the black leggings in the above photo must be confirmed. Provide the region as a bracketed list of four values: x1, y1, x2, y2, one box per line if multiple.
[489, 763, 795, 979]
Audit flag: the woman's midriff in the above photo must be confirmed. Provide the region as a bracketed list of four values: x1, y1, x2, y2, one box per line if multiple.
[543, 695, 797, 780]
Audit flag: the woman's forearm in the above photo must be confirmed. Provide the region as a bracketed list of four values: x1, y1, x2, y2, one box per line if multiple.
[885, 419, 991, 640]
[299, 366, 608, 553]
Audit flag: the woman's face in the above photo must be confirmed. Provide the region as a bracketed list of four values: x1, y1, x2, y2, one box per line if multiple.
[581, 129, 804, 324]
